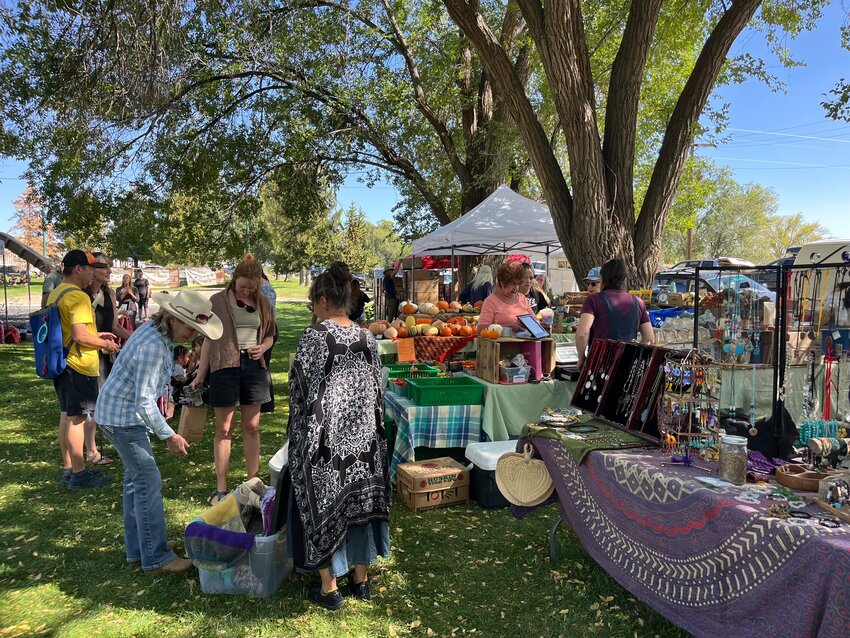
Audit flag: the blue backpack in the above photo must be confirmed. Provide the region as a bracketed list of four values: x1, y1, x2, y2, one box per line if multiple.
[29, 286, 76, 379]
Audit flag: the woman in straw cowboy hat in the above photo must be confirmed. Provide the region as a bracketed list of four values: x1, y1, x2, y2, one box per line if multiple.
[95, 290, 223, 576]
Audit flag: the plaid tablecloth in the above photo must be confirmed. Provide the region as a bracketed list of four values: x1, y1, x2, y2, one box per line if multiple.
[385, 390, 482, 481]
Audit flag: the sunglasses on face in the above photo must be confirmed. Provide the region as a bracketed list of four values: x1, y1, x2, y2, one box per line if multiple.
[236, 298, 256, 313]
[173, 304, 211, 324]
[92, 263, 109, 269]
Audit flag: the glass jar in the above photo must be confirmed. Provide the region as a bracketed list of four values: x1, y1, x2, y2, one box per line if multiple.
[718, 435, 748, 485]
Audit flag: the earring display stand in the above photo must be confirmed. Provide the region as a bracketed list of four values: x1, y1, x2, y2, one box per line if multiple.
[658, 351, 721, 454]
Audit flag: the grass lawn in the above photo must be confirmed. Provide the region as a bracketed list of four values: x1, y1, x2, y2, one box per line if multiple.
[0, 302, 686, 638]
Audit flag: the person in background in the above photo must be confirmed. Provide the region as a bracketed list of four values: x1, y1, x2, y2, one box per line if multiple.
[382, 265, 399, 321]
[193, 253, 275, 505]
[171, 345, 191, 403]
[477, 261, 532, 334]
[134, 269, 151, 321]
[41, 259, 64, 309]
[520, 262, 538, 314]
[49, 249, 120, 490]
[288, 261, 390, 611]
[117, 274, 140, 319]
[459, 265, 493, 305]
[575, 259, 654, 369]
[585, 266, 602, 295]
[85, 252, 133, 466]
[531, 274, 551, 311]
[95, 290, 223, 576]
[348, 278, 370, 322]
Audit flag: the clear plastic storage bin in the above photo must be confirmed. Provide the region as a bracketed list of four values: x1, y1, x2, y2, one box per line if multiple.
[196, 528, 292, 597]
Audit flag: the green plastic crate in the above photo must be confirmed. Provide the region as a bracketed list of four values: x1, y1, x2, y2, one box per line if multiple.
[405, 377, 484, 406]
[384, 363, 439, 380]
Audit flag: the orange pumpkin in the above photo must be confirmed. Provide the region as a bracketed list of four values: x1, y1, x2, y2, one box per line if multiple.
[449, 324, 461, 336]
[439, 326, 452, 337]
[401, 304, 416, 315]
[416, 317, 433, 325]
[459, 325, 474, 337]
[447, 316, 467, 326]
[473, 300, 484, 309]
[396, 326, 409, 338]
[437, 300, 449, 311]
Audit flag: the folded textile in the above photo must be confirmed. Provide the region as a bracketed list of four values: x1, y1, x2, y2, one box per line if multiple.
[522, 417, 648, 464]
[185, 521, 255, 572]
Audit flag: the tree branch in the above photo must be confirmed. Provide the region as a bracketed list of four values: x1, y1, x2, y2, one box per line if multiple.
[635, 0, 761, 278]
[601, 0, 662, 229]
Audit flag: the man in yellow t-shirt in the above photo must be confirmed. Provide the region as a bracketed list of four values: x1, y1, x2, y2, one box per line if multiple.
[48, 250, 120, 491]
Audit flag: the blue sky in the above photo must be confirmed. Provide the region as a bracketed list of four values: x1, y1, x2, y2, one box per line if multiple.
[3, 3, 849, 236]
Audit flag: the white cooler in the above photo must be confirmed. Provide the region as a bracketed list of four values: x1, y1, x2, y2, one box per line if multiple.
[464, 440, 518, 508]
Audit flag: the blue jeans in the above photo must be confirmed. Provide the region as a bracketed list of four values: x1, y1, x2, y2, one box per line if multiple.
[100, 424, 176, 570]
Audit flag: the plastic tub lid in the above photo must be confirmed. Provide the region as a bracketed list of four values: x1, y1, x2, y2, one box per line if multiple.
[720, 435, 747, 446]
[465, 440, 519, 470]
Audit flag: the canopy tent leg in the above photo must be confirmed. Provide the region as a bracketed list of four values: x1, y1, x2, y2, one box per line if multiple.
[450, 245, 455, 303]
[2, 244, 8, 334]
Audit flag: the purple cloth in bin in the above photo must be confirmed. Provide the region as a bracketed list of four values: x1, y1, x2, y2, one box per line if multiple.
[184, 521, 255, 570]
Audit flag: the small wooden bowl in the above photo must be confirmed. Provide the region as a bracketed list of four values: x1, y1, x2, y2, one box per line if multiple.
[776, 464, 840, 492]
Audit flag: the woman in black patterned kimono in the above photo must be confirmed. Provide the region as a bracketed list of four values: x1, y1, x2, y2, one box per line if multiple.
[287, 261, 391, 610]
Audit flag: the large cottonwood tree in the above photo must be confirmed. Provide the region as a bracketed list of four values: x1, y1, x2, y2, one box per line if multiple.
[444, 0, 826, 285]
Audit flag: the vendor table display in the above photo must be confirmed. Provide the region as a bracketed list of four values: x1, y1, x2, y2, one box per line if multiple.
[467, 376, 576, 441]
[385, 390, 481, 481]
[518, 435, 850, 638]
[376, 332, 575, 359]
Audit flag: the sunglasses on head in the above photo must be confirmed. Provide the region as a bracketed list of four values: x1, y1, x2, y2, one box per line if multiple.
[173, 304, 211, 324]
[236, 298, 256, 313]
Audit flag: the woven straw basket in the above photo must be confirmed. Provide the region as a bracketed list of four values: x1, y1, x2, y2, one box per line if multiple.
[495, 443, 554, 507]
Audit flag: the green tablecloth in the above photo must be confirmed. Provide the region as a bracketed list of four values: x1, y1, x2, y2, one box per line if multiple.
[468, 375, 577, 441]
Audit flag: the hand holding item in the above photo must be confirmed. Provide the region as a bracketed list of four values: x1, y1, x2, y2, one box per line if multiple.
[248, 344, 266, 360]
[166, 433, 190, 456]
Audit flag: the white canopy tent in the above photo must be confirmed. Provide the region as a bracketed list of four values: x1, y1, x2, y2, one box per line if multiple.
[411, 184, 562, 257]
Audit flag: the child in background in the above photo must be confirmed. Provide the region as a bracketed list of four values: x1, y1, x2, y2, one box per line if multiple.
[171, 345, 191, 404]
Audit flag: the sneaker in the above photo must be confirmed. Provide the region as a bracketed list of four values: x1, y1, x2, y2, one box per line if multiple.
[308, 581, 345, 611]
[68, 468, 113, 491]
[347, 572, 371, 600]
[59, 468, 72, 486]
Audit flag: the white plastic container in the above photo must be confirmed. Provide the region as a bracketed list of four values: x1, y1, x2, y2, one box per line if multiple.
[465, 440, 519, 508]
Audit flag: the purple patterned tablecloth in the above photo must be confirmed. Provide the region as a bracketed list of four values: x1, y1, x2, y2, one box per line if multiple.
[519, 438, 850, 638]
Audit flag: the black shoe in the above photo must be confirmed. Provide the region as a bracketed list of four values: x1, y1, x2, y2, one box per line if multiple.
[347, 572, 371, 600]
[308, 582, 345, 611]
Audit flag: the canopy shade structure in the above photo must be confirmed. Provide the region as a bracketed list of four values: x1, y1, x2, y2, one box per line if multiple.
[411, 185, 563, 257]
[0, 233, 53, 271]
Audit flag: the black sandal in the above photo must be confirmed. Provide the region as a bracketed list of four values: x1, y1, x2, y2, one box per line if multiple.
[209, 490, 229, 506]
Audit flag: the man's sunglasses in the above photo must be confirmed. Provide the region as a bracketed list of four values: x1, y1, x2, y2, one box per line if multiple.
[91, 263, 110, 269]
[585, 280, 600, 286]
[236, 298, 256, 313]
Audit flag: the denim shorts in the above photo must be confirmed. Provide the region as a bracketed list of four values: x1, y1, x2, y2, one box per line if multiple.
[208, 353, 271, 407]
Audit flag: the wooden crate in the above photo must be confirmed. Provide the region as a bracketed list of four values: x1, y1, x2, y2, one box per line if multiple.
[476, 337, 555, 384]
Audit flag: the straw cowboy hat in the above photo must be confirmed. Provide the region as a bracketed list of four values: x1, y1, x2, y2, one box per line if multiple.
[495, 443, 554, 507]
[153, 290, 223, 340]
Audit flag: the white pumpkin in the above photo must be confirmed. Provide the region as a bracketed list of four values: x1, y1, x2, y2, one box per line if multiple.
[488, 324, 504, 335]
[384, 327, 398, 339]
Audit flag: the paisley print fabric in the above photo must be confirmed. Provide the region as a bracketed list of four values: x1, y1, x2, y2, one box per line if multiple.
[288, 321, 390, 569]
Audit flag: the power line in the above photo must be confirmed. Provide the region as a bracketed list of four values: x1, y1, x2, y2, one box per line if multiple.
[726, 127, 850, 144]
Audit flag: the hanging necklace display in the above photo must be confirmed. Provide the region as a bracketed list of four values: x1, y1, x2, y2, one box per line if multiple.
[749, 288, 759, 436]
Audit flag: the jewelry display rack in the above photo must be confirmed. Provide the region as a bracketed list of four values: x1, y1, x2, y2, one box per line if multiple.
[658, 350, 721, 456]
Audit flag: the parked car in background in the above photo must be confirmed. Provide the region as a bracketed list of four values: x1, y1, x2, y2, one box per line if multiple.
[651, 268, 776, 306]
[669, 257, 755, 271]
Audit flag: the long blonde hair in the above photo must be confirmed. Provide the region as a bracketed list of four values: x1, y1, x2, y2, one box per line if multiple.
[531, 277, 550, 306]
[471, 265, 493, 290]
[229, 253, 267, 327]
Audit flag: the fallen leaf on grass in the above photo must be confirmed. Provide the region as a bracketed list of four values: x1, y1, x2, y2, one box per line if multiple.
[410, 620, 421, 628]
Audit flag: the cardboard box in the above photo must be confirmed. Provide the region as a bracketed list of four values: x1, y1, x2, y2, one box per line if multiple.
[396, 457, 469, 513]
[476, 337, 555, 384]
[666, 292, 695, 307]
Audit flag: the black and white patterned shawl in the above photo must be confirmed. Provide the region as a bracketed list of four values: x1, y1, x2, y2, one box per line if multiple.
[287, 321, 390, 568]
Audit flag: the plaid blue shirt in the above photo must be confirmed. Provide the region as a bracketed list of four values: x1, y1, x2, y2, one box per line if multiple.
[94, 321, 175, 440]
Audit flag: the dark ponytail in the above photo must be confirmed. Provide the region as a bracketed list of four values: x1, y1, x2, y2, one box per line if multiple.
[310, 261, 352, 310]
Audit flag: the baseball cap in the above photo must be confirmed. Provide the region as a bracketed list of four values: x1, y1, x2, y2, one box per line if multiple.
[63, 249, 97, 268]
[585, 267, 601, 282]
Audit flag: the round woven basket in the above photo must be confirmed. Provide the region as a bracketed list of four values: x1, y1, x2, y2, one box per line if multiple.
[495, 443, 554, 507]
